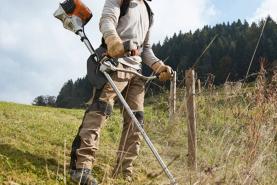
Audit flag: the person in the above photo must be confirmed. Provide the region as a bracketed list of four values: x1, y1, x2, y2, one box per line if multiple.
[70, 0, 172, 184]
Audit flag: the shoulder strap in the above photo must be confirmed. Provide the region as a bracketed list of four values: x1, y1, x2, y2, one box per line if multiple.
[143, 0, 153, 25]
[120, 0, 131, 18]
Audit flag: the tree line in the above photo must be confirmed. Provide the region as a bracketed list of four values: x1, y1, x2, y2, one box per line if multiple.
[150, 17, 277, 84]
[33, 18, 277, 108]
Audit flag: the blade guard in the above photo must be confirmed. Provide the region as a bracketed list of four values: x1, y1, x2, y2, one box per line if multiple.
[54, 0, 92, 33]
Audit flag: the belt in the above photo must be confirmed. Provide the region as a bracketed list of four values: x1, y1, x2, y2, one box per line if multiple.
[127, 49, 140, 56]
[123, 41, 143, 57]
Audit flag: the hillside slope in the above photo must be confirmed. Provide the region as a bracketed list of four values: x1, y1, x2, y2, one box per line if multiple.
[0, 87, 276, 184]
[0, 102, 172, 185]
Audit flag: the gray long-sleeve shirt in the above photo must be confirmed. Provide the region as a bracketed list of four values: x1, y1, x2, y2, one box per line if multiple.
[99, 0, 160, 68]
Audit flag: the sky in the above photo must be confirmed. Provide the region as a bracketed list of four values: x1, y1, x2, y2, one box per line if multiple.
[0, 0, 276, 104]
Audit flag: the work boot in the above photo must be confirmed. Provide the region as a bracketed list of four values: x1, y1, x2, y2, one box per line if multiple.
[70, 169, 98, 185]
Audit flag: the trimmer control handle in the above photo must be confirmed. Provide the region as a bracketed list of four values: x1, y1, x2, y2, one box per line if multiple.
[99, 56, 157, 81]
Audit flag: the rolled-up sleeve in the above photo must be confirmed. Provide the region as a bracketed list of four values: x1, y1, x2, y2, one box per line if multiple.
[141, 29, 160, 67]
[99, 0, 121, 40]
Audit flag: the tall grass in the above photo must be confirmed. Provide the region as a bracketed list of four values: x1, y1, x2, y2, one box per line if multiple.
[0, 78, 276, 184]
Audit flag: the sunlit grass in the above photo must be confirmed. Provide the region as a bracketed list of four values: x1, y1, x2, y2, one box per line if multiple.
[0, 85, 276, 184]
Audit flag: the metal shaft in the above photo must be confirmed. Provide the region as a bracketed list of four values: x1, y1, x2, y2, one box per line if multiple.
[103, 71, 178, 185]
[77, 31, 97, 57]
[83, 38, 95, 54]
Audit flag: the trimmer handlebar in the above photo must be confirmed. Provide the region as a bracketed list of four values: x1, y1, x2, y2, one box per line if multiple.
[99, 56, 157, 81]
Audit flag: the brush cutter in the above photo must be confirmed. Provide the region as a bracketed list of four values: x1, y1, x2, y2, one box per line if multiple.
[54, 1, 178, 184]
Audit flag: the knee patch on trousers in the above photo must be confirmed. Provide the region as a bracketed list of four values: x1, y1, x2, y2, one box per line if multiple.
[87, 100, 113, 116]
[134, 111, 144, 127]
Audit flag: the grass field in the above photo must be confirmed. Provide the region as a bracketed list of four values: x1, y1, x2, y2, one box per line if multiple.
[0, 86, 276, 185]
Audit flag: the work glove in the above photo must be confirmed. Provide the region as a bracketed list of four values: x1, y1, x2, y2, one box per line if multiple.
[105, 35, 125, 58]
[151, 61, 172, 81]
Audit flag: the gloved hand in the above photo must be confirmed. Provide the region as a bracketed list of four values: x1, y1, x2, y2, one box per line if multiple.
[105, 35, 125, 58]
[151, 61, 172, 81]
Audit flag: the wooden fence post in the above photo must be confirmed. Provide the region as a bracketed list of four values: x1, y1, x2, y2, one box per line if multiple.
[169, 71, 177, 119]
[197, 79, 201, 94]
[185, 69, 197, 170]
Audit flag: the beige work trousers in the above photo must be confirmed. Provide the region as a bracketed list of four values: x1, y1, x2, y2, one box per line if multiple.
[75, 68, 145, 176]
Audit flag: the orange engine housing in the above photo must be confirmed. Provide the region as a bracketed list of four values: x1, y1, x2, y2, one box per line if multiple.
[61, 0, 92, 25]
[70, 0, 92, 24]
